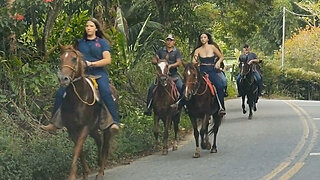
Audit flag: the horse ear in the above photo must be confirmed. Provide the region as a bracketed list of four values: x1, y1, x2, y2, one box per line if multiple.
[58, 42, 63, 49]
[193, 61, 199, 67]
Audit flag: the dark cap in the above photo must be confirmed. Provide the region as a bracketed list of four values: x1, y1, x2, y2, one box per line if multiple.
[166, 34, 175, 40]
[243, 44, 249, 48]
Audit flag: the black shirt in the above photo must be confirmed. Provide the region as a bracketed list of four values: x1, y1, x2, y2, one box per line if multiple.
[239, 52, 257, 63]
[155, 47, 182, 75]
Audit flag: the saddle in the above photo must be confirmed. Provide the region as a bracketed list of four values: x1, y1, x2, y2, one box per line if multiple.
[152, 78, 180, 102]
[202, 73, 215, 96]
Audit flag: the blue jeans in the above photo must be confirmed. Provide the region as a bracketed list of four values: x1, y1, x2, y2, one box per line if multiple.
[236, 72, 262, 95]
[199, 66, 227, 109]
[53, 70, 119, 124]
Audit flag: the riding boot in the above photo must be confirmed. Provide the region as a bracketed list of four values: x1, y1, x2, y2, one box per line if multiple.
[40, 124, 57, 134]
[144, 98, 153, 116]
[144, 86, 154, 116]
[214, 89, 226, 117]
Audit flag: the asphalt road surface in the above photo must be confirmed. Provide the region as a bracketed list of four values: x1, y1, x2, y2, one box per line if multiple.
[86, 98, 320, 180]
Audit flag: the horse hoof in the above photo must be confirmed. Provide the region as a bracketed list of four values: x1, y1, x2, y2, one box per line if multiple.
[162, 149, 168, 155]
[193, 152, 200, 158]
[172, 145, 178, 151]
[201, 142, 207, 150]
[95, 174, 104, 180]
[210, 148, 217, 153]
[248, 115, 252, 119]
[206, 143, 211, 150]
[243, 110, 246, 114]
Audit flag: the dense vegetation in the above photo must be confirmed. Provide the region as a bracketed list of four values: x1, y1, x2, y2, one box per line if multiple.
[0, 0, 319, 179]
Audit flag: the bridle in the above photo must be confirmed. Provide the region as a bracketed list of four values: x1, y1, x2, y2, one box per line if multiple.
[60, 50, 79, 81]
[59, 49, 95, 106]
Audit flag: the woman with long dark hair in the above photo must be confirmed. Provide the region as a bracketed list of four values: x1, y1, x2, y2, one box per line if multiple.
[42, 18, 120, 133]
[192, 32, 227, 115]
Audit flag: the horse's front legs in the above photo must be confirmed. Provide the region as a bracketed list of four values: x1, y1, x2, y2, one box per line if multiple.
[210, 114, 222, 153]
[162, 117, 170, 155]
[172, 113, 180, 151]
[200, 114, 211, 150]
[190, 117, 200, 158]
[242, 96, 247, 114]
[153, 115, 160, 145]
[69, 126, 89, 180]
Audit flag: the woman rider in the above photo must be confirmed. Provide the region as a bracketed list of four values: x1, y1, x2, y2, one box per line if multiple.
[41, 18, 120, 133]
[192, 32, 227, 115]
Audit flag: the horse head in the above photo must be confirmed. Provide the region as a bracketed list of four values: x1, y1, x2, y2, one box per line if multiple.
[183, 62, 200, 100]
[156, 59, 169, 86]
[58, 44, 85, 87]
[239, 61, 252, 79]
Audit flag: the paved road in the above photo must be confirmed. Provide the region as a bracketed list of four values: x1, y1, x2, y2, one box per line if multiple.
[86, 98, 320, 180]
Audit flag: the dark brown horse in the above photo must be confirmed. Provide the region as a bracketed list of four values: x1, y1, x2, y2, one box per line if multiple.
[182, 62, 222, 158]
[152, 59, 181, 155]
[57, 45, 114, 180]
[238, 61, 258, 119]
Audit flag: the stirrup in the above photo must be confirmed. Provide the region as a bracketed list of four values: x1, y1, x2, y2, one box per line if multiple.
[218, 109, 226, 116]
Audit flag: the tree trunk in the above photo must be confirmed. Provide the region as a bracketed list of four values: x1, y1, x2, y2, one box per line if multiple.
[40, 0, 65, 58]
[154, 0, 167, 25]
[7, 0, 17, 54]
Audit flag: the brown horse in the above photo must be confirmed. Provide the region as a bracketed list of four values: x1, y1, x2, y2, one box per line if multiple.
[238, 61, 258, 119]
[57, 45, 114, 180]
[182, 62, 222, 158]
[152, 59, 181, 155]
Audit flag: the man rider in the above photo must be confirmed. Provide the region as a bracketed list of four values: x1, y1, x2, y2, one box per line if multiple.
[236, 44, 263, 96]
[144, 34, 184, 116]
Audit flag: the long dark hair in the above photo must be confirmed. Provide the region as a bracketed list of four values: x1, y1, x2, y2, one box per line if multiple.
[82, 18, 108, 40]
[191, 32, 221, 57]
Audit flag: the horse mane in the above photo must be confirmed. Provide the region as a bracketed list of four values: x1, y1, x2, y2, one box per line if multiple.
[60, 45, 85, 77]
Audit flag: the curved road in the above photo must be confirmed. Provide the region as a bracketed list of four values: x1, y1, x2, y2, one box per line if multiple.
[89, 98, 320, 180]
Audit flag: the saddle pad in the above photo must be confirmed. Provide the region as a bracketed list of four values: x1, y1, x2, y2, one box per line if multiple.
[202, 74, 215, 96]
[85, 77, 100, 102]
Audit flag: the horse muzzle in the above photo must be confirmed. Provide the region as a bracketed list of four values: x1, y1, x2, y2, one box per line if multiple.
[159, 75, 168, 86]
[58, 73, 72, 87]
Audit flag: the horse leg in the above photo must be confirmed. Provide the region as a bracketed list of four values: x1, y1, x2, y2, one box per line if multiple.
[190, 117, 200, 158]
[69, 126, 89, 180]
[153, 115, 160, 145]
[248, 97, 253, 120]
[210, 114, 222, 153]
[90, 130, 103, 178]
[79, 150, 89, 180]
[242, 95, 246, 114]
[96, 129, 112, 180]
[200, 114, 210, 150]
[172, 114, 180, 151]
[162, 117, 170, 155]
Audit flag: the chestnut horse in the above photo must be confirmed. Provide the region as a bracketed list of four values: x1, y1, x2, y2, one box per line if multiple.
[238, 61, 258, 119]
[182, 62, 222, 158]
[57, 45, 114, 180]
[152, 59, 181, 155]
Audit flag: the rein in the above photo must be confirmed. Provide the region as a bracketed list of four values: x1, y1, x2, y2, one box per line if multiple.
[60, 49, 95, 106]
[70, 78, 96, 106]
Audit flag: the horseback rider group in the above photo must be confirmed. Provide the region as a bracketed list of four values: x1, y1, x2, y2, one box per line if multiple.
[41, 18, 262, 133]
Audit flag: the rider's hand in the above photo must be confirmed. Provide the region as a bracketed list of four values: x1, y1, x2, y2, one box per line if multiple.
[215, 62, 221, 70]
[86, 61, 92, 67]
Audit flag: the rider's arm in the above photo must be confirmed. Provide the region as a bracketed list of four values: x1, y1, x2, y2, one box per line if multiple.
[213, 45, 224, 69]
[248, 53, 260, 65]
[168, 59, 181, 69]
[87, 51, 111, 67]
[169, 50, 182, 69]
[192, 49, 199, 64]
